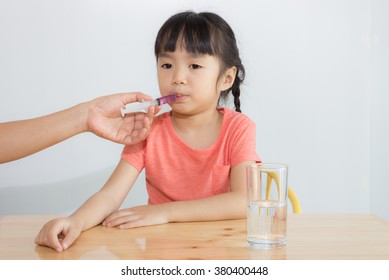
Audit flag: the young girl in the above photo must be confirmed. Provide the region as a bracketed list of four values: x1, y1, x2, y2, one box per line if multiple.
[35, 11, 260, 252]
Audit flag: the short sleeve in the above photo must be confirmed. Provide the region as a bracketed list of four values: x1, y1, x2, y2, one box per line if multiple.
[121, 141, 146, 172]
[229, 114, 260, 167]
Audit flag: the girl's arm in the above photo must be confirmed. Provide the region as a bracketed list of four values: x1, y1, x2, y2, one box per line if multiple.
[163, 160, 250, 222]
[35, 159, 139, 251]
[103, 160, 253, 229]
[70, 160, 140, 229]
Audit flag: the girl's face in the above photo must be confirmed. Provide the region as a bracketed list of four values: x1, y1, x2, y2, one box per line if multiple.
[157, 46, 235, 115]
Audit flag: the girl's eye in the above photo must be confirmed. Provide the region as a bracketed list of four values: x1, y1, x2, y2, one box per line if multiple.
[190, 64, 202, 69]
[161, 63, 172, 69]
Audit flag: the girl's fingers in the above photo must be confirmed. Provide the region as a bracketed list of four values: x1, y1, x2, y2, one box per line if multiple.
[35, 223, 64, 252]
[103, 210, 134, 227]
[61, 227, 80, 250]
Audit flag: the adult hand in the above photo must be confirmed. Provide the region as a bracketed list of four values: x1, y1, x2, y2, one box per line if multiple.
[85, 92, 161, 145]
[0, 92, 161, 163]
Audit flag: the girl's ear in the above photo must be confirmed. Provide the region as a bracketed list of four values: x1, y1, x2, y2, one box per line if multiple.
[219, 66, 237, 91]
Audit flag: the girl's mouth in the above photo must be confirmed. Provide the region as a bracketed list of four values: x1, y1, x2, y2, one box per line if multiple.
[175, 93, 188, 102]
[174, 94, 187, 102]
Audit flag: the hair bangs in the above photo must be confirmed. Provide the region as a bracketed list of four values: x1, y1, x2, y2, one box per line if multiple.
[155, 12, 219, 57]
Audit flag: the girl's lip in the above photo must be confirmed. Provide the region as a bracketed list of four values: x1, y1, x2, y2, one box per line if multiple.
[174, 94, 187, 101]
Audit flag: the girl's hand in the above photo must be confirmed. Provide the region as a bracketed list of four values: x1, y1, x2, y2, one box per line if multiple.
[102, 205, 169, 229]
[35, 217, 81, 252]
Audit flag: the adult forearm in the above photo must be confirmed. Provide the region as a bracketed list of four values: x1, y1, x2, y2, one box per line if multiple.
[0, 103, 87, 163]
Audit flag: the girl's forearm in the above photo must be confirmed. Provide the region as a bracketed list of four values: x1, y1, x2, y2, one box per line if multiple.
[69, 189, 123, 231]
[161, 192, 246, 223]
[69, 160, 139, 231]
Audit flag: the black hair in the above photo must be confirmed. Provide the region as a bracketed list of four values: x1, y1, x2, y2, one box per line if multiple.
[154, 11, 245, 113]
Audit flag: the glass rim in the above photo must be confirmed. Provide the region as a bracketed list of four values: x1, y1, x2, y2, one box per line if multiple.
[246, 162, 288, 170]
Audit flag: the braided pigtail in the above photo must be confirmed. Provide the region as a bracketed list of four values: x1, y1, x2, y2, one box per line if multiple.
[232, 64, 245, 113]
[232, 79, 242, 113]
[219, 63, 245, 113]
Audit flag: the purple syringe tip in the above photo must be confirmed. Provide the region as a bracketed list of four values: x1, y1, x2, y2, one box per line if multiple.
[157, 95, 177, 105]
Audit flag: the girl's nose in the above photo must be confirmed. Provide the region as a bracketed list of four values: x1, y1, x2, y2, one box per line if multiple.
[171, 70, 187, 85]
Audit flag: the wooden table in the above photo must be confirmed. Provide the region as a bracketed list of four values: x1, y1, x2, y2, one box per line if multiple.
[1, 214, 389, 260]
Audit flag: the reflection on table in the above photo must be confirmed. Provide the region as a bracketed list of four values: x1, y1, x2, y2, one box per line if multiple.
[1, 214, 389, 259]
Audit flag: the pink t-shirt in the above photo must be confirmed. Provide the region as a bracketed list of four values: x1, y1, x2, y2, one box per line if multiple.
[121, 108, 260, 204]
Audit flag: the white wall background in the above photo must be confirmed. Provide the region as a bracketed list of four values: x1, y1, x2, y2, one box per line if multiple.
[0, 0, 388, 220]
[371, 0, 389, 221]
